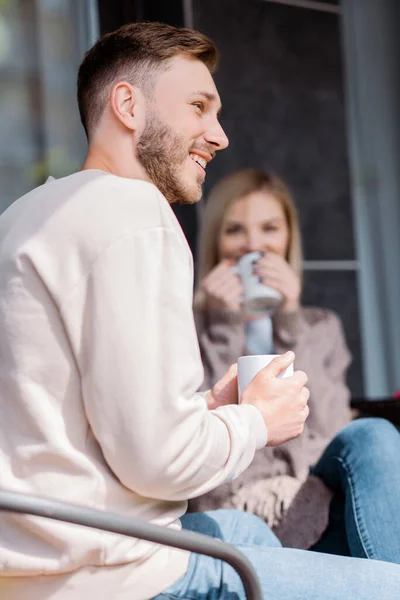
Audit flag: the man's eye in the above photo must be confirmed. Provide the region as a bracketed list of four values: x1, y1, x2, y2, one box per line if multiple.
[193, 102, 204, 112]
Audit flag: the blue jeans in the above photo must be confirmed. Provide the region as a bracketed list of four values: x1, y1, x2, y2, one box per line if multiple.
[154, 419, 400, 599]
[311, 417, 400, 563]
[153, 510, 400, 599]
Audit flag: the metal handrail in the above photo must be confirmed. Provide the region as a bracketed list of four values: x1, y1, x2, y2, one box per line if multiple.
[0, 490, 263, 600]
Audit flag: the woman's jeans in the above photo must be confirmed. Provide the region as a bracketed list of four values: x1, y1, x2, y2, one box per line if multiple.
[154, 418, 400, 599]
[311, 417, 400, 563]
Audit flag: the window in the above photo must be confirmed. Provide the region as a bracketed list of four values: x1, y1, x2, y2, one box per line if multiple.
[0, 0, 99, 214]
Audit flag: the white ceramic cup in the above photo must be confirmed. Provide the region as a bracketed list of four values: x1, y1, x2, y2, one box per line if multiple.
[233, 251, 282, 316]
[237, 354, 294, 401]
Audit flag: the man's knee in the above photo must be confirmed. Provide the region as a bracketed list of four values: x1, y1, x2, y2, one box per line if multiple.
[200, 509, 282, 548]
[225, 509, 282, 548]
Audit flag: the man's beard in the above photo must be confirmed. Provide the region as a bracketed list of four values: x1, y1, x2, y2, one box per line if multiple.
[136, 107, 202, 205]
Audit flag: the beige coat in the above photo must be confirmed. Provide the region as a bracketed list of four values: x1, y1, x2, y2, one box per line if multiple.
[190, 306, 352, 549]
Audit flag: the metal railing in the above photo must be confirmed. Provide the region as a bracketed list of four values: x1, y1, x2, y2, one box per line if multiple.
[0, 490, 263, 600]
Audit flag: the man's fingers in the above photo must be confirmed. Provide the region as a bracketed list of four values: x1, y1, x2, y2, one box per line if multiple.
[209, 363, 239, 410]
[258, 352, 295, 379]
[290, 369, 308, 387]
[300, 386, 310, 404]
[213, 363, 238, 391]
[301, 404, 310, 419]
[227, 362, 238, 378]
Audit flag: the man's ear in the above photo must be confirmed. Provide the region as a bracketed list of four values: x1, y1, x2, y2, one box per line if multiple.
[109, 81, 138, 132]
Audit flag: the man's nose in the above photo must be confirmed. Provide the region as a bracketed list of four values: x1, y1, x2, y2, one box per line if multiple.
[204, 121, 229, 151]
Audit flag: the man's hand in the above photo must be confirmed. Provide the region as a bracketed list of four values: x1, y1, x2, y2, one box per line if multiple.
[206, 364, 238, 410]
[241, 352, 310, 446]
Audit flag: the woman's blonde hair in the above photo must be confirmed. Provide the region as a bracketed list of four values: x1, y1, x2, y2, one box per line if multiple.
[195, 168, 303, 306]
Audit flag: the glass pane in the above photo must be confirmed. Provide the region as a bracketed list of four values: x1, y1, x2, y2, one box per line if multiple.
[0, 0, 99, 214]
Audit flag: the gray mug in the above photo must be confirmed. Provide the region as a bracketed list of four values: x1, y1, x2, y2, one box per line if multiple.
[233, 251, 282, 316]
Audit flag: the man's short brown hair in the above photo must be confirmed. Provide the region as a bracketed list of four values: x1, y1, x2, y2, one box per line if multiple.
[77, 22, 219, 139]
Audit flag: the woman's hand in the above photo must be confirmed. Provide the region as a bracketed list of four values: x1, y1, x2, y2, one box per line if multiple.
[201, 259, 244, 312]
[253, 253, 301, 312]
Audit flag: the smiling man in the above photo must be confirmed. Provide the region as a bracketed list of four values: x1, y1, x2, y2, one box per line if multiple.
[79, 27, 225, 204]
[1, 21, 400, 600]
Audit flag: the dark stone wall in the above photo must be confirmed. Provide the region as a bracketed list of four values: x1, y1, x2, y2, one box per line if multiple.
[195, 0, 354, 260]
[301, 270, 362, 397]
[193, 0, 364, 396]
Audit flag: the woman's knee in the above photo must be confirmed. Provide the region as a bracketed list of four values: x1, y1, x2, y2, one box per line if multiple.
[315, 418, 399, 480]
[335, 417, 398, 450]
[323, 418, 400, 472]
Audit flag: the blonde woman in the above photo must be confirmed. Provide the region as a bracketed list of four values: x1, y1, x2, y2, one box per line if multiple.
[190, 168, 354, 552]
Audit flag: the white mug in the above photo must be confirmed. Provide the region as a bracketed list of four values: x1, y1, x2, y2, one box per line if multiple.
[233, 251, 282, 316]
[237, 354, 294, 401]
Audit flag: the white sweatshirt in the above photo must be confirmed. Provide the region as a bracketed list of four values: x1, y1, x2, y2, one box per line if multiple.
[0, 170, 267, 600]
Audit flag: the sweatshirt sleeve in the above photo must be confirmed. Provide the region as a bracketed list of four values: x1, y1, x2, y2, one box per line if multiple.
[60, 227, 267, 501]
